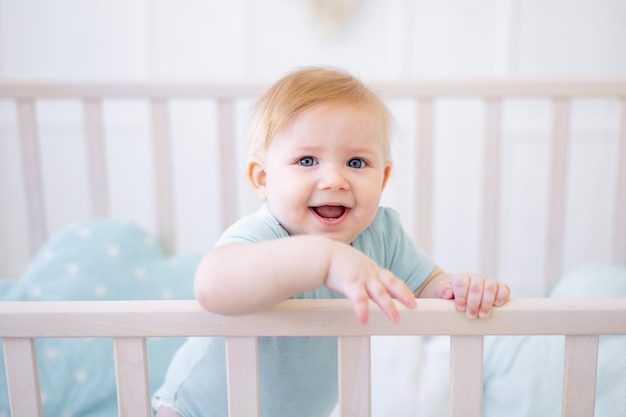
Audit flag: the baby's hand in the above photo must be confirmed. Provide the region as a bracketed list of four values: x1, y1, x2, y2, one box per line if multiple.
[434, 273, 510, 318]
[324, 241, 416, 325]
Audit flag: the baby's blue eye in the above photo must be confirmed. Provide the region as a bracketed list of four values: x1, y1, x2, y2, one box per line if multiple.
[348, 158, 366, 169]
[298, 157, 316, 166]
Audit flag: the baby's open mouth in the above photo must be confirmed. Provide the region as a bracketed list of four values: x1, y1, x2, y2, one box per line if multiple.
[312, 205, 347, 220]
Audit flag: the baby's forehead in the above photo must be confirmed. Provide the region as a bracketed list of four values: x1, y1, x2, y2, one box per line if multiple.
[299, 101, 377, 116]
[271, 107, 388, 154]
[289, 102, 386, 130]
[293, 102, 390, 150]
[251, 99, 391, 160]
[287, 102, 383, 129]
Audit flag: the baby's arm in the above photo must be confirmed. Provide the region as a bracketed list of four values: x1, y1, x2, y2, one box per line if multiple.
[415, 266, 510, 318]
[194, 235, 416, 324]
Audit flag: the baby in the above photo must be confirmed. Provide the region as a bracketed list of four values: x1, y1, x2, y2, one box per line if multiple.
[153, 67, 510, 417]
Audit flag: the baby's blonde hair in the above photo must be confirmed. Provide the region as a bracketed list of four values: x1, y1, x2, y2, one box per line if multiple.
[248, 67, 392, 160]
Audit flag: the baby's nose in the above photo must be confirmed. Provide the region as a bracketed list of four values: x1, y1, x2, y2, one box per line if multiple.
[318, 165, 349, 190]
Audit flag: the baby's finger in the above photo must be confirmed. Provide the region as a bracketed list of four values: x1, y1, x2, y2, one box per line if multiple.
[450, 275, 470, 312]
[464, 275, 484, 319]
[434, 280, 454, 300]
[380, 272, 417, 309]
[478, 279, 498, 318]
[344, 285, 370, 325]
[367, 278, 401, 323]
[494, 283, 511, 306]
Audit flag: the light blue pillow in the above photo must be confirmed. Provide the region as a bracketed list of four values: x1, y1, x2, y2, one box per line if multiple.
[0, 219, 200, 417]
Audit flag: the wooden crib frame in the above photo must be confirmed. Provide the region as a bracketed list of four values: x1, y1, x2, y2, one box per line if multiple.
[1, 79, 626, 417]
[1, 298, 626, 417]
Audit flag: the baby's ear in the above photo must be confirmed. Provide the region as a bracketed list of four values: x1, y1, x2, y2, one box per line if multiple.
[381, 161, 392, 190]
[247, 158, 267, 200]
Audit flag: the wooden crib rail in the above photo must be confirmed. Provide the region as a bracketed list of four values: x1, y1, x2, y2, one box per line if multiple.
[2, 298, 626, 417]
[1, 79, 626, 290]
[3, 78, 626, 98]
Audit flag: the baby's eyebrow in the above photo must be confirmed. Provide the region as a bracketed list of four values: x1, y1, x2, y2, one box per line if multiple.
[291, 144, 323, 153]
[347, 147, 381, 158]
[290, 143, 382, 158]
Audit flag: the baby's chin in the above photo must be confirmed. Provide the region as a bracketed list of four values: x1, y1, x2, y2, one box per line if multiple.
[316, 228, 364, 246]
[284, 228, 359, 245]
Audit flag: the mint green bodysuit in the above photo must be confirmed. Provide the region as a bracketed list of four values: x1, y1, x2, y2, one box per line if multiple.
[152, 205, 435, 417]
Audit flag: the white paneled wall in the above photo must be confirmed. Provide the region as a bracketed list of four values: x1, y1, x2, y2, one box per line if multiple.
[4, 1, 625, 80]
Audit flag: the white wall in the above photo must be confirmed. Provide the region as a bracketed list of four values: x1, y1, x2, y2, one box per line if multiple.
[3, 0, 625, 79]
[1, 0, 625, 294]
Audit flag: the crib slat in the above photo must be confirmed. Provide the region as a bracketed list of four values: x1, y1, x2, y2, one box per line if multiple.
[225, 336, 260, 417]
[561, 335, 599, 417]
[217, 98, 238, 231]
[83, 98, 110, 217]
[113, 337, 151, 417]
[450, 335, 483, 417]
[338, 336, 371, 417]
[151, 99, 176, 255]
[415, 98, 434, 253]
[481, 98, 503, 277]
[17, 99, 47, 256]
[544, 98, 570, 294]
[613, 98, 626, 264]
[2, 338, 43, 417]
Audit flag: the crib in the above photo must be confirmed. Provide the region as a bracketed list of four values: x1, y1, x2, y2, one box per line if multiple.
[1, 78, 626, 417]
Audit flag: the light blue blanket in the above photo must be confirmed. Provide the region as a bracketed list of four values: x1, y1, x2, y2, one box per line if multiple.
[0, 220, 199, 417]
[483, 264, 626, 417]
